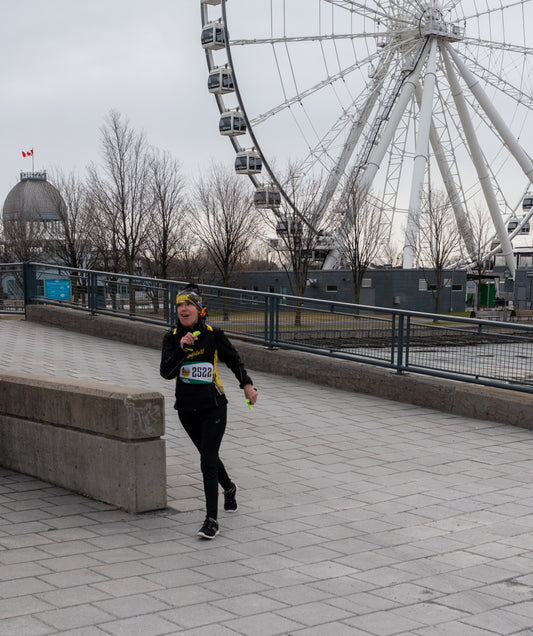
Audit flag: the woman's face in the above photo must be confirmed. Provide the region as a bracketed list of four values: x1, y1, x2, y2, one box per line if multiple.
[177, 301, 200, 329]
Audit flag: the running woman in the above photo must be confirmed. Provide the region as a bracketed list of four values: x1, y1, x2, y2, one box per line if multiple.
[160, 284, 257, 539]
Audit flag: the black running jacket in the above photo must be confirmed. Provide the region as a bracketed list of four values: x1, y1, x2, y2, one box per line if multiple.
[160, 322, 253, 412]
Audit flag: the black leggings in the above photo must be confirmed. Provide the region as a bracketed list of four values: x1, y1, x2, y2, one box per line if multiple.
[178, 404, 232, 520]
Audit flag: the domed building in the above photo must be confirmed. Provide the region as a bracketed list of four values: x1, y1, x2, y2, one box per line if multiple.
[3, 170, 65, 225]
[2, 171, 66, 262]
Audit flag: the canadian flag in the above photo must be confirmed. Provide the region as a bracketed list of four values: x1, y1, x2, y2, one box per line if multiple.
[22, 149, 34, 157]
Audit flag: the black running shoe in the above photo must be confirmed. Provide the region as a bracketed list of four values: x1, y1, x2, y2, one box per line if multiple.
[197, 517, 219, 539]
[224, 483, 238, 512]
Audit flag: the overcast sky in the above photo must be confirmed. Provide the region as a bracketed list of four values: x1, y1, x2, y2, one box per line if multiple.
[0, 1, 230, 202]
[2, 1, 531, 228]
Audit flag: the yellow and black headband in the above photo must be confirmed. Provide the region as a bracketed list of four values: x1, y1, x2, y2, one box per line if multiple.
[176, 290, 203, 311]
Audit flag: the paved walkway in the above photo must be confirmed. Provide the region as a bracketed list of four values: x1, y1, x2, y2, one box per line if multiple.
[2, 318, 533, 635]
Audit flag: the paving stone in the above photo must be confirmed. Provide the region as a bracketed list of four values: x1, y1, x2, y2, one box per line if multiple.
[345, 609, 424, 635]
[461, 606, 533, 634]
[93, 593, 172, 618]
[0, 615, 53, 636]
[34, 606, 115, 631]
[221, 611, 304, 636]
[81, 614, 179, 636]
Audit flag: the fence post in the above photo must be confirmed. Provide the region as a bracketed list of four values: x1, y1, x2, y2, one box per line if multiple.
[267, 295, 278, 349]
[264, 295, 269, 346]
[88, 272, 97, 315]
[168, 283, 177, 326]
[22, 262, 36, 307]
[396, 313, 405, 374]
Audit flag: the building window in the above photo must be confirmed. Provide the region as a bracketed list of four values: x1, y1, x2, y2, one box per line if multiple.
[519, 254, 533, 268]
[326, 285, 338, 292]
[419, 279, 428, 291]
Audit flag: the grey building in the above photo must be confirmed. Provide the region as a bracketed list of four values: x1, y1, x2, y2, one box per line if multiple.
[218, 268, 468, 313]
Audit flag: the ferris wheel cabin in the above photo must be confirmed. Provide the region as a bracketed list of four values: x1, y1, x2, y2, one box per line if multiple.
[201, 22, 225, 50]
[219, 110, 247, 136]
[201, 0, 221, 5]
[235, 150, 262, 175]
[207, 67, 234, 94]
[523, 195, 533, 211]
[276, 220, 303, 236]
[254, 185, 281, 209]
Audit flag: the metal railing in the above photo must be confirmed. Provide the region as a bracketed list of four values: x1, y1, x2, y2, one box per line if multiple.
[4, 262, 533, 394]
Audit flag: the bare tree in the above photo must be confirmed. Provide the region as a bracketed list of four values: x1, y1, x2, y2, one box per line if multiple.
[87, 111, 152, 310]
[0, 228, 8, 263]
[244, 243, 280, 271]
[416, 187, 464, 315]
[142, 150, 187, 281]
[464, 203, 494, 310]
[2, 213, 48, 263]
[336, 183, 388, 305]
[172, 238, 211, 283]
[379, 241, 403, 268]
[45, 170, 97, 270]
[261, 166, 326, 299]
[192, 162, 254, 289]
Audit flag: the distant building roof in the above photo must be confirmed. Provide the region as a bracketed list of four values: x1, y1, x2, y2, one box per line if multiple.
[2, 172, 66, 223]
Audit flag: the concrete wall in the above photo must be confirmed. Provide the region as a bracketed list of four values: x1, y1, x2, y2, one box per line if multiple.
[25, 304, 533, 430]
[0, 370, 166, 513]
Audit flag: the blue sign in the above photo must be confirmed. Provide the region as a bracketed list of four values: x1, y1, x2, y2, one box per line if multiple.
[45, 279, 71, 301]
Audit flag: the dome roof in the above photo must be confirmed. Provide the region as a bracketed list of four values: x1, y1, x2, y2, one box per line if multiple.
[2, 172, 66, 223]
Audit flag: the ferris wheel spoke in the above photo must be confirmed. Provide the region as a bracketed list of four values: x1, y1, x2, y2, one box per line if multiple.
[249, 51, 381, 127]
[462, 37, 533, 57]
[310, 54, 396, 221]
[456, 52, 533, 109]
[461, 0, 533, 22]
[300, 52, 395, 168]
[230, 33, 381, 46]
[322, 0, 409, 26]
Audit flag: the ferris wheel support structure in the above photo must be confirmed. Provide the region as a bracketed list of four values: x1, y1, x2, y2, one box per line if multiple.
[403, 38, 438, 269]
[448, 46, 533, 194]
[323, 37, 429, 269]
[314, 49, 394, 225]
[443, 48, 516, 277]
[415, 83, 476, 260]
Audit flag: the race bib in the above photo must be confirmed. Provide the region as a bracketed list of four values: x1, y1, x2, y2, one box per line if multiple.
[179, 362, 214, 384]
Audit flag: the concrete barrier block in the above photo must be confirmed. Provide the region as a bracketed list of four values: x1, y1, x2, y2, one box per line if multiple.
[0, 370, 167, 513]
[0, 371, 164, 440]
[0, 415, 166, 513]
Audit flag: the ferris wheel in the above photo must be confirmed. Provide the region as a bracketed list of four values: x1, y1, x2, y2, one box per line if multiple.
[200, 0, 533, 275]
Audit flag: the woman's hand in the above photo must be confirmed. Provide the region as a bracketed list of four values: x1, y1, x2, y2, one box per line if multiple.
[180, 332, 196, 351]
[243, 384, 258, 405]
